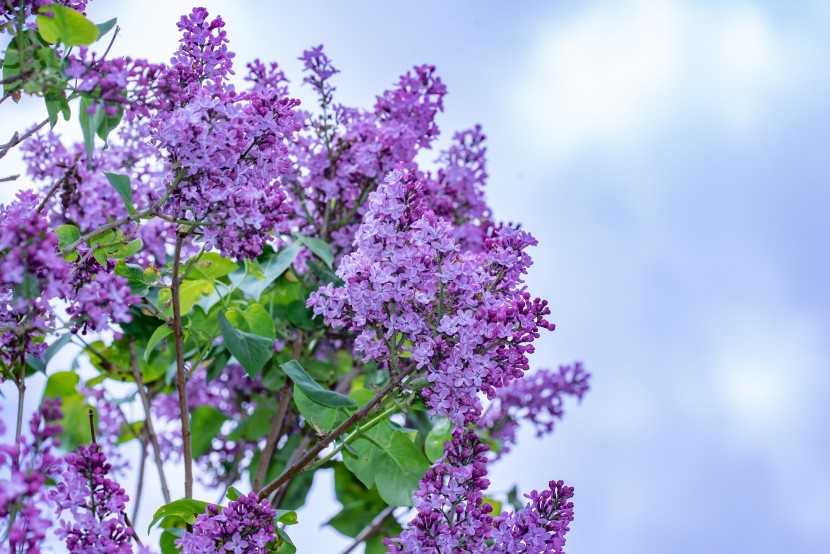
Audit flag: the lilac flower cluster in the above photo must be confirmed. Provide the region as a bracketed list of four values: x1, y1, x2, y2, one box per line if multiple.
[50, 443, 134, 553]
[0, 190, 69, 368]
[0, 399, 63, 554]
[425, 125, 491, 252]
[149, 8, 301, 259]
[0, 187, 138, 342]
[176, 492, 277, 553]
[286, 47, 447, 258]
[386, 430, 493, 553]
[480, 363, 591, 456]
[387, 429, 575, 553]
[66, 47, 165, 118]
[309, 166, 554, 425]
[490, 481, 575, 554]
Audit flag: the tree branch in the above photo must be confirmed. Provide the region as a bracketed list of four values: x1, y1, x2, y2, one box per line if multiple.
[129, 339, 172, 504]
[257, 363, 417, 500]
[171, 233, 193, 499]
[340, 505, 396, 554]
[253, 383, 293, 491]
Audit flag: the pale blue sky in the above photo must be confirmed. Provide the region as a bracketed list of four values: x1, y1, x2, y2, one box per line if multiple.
[2, 1, 829, 552]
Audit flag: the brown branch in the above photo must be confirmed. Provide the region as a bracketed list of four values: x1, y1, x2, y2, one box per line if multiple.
[340, 505, 397, 554]
[129, 339, 172, 503]
[0, 118, 48, 160]
[257, 363, 417, 500]
[253, 384, 293, 491]
[132, 437, 147, 524]
[171, 233, 193, 499]
[270, 432, 312, 508]
[0, 174, 19, 183]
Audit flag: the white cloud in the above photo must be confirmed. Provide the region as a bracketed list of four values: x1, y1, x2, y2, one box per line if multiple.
[512, 0, 812, 161]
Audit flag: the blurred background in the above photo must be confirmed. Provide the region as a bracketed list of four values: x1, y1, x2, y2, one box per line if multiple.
[2, 0, 829, 552]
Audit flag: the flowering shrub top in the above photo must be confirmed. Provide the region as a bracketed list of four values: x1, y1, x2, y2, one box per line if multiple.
[0, 3, 590, 553]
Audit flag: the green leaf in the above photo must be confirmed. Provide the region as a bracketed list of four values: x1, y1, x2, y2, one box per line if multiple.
[45, 91, 71, 128]
[225, 304, 275, 339]
[237, 242, 301, 300]
[37, 4, 99, 46]
[281, 360, 356, 409]
[190, 406, 227, 458]
[43, 370, 79, 398]
[55, 224, 80, 251]
[226, 486, 241, 501]
[158, 280, 214, 317]
[159, 530, 180, 554]
[103, 172, 136, 215]
[144, 324, 172, 362]
[306, 259, 344, 286]
[29, 333, 73, 373]
[226, 406, 275, 442]
[187, 252, 238, 281]
[293, 387, 346, 433]
[148, 498, 211, 533]
[3, 46, 21, 94]
[218, 311, 273, 378]
[275, 528, 296, 554]
[104, 238, 142, 260]
[296, 234, 334, 269]
[274, 509, 298, 525]
[424, 418, 452, 463]
[342, 423, 430, 507]
[95, 18, 117, 38]
[114, 260, 151, 296]
[96, 101, 124, 145]
[78, 97, 104, 159]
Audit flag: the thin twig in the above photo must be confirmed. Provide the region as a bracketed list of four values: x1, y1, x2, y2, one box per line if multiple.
[0, 174, 19, 183]
[258, 363, 417, 500]
[129, 339, 172, 503]
[0, 119, 48, 160]
[270, 432, 312, 508]
[88, 408, 97, 444]
[253, 384, 293, 491]
[339, 505, 397, 554]
[122, 512, 144, 548]
[35, 152, 81, 212]
[171, 233, 193, 499]
[14, 375, 25, 442]
[132, 437, 147, 523]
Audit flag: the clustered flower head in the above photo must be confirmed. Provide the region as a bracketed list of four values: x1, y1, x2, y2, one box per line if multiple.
[0, 190, 70, 368]
[50, 442, 134, 553]
[149, 8, 301, 260]
[387, 429, 575, 553]
[481, 362, 591, 456]
[176, 492, 277, 553]
[287, 47, 448, 260]
[309, 165, 555, 425]
[0, 399, 63, 554]
[387, 429, 494, 553]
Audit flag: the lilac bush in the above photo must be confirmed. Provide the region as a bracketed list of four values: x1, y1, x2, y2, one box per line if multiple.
[0, 3, 590, 553]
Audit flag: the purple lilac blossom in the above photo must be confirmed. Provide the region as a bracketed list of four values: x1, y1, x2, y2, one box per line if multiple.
[148, 8, 300, 260]
[176, 492, 277, 553]
[0, 190, 70, 369]
[480, 363, 591, 456]
[387, 429, 575, 553]
[286, 47, 447, 260]
[50, 443, 134, 553]
[0, 399, 63, 554]
[308, 165, 555, 425]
